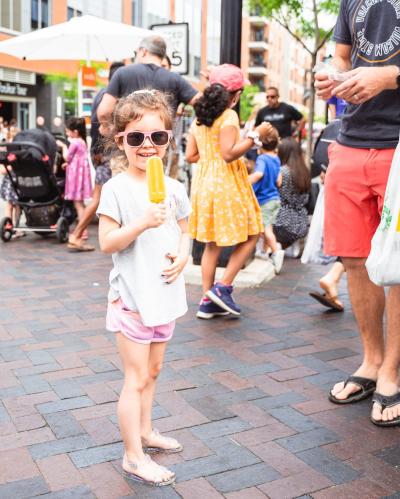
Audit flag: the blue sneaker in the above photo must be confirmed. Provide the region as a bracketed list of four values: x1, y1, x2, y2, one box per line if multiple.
[196, 299, 230, 319]
[206, 283, 241, 316]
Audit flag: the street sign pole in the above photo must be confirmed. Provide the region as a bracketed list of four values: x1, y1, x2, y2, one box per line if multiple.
[220, 0, 243, 65]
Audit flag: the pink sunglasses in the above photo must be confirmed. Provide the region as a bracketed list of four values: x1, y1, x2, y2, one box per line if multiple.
[116, 130, 173, 148]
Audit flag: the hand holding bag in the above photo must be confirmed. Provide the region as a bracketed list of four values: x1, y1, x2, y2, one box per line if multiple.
[301, 185, 334, 265]
[366, 141, 400, 286]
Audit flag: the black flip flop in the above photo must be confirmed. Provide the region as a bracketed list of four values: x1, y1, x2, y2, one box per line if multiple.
[309, 291, 344, 312]
[328, 375, 376, 404]
[371, 391, 400, 427]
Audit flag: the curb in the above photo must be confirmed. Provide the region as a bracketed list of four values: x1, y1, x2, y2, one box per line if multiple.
[184, 257, 275, 288]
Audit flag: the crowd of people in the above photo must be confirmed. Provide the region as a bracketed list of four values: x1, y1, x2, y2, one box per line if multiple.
[2, 0, 400, 484]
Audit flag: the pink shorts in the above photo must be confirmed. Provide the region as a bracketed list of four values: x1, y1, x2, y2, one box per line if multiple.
[324, 142, 394, 258]
[106, 299, 175, 344]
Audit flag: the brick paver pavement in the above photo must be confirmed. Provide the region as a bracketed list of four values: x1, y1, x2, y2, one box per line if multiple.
[0, 234, 399, 498]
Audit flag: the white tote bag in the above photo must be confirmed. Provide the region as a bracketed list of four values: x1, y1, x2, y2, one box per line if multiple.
[366, 141, 400, 286]
[301, 185, 334, 265]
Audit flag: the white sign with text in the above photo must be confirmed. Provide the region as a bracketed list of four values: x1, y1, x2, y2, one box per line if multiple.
[151, 22, 189, 75]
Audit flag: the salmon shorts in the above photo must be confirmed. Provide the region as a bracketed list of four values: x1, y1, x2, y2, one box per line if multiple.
[324, 142, 395, 258]
[106, 298, 175, 344]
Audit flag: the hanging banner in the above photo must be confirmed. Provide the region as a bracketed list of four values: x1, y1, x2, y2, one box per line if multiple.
[81, 66, 97, 87]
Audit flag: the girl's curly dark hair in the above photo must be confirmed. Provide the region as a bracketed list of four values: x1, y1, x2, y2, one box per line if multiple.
[194, 84, 230, 127]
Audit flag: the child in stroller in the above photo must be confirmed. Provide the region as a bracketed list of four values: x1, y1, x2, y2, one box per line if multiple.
[0, 128, 76, 242]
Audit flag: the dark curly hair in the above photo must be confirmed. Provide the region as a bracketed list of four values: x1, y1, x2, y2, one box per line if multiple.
[194, 84, 230, 127]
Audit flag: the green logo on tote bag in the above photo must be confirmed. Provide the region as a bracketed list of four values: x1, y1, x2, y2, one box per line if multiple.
[381, 205, 392, 232]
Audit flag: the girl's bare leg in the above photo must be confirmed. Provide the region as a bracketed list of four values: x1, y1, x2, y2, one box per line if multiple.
[201, 242, 222, 295]
[73, 200, 85, 223]
[221, 235, 258, 285]
[140, 341, 168, 437]
[116, 333, 150, 461]
[70, 184, 102, 241]
[116, 334, 172, 483]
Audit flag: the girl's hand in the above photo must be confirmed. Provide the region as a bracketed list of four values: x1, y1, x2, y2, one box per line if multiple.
[255, 121, 274, 141]
[143, 202, 167, 228]
[61, 162, 67, 170]
[162, 252, 188, 283]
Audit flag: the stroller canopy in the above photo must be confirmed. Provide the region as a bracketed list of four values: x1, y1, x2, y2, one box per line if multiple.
[13, 128, 57, 167]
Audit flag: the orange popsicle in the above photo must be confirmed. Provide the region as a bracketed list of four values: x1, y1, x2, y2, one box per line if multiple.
[147, 157, 166, 203]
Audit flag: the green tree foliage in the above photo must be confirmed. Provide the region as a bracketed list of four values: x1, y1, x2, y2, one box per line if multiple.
[44, 62, 107, 118]
[249, 0, 340, 161]
[240, 84, 260, 122]
[44, 73, 78, 117]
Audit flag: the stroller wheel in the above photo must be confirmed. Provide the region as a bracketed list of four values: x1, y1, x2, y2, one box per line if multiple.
[56, 216, 69, 243]
[0, 217, 13, 242]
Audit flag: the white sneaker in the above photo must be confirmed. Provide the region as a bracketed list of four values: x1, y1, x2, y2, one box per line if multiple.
[284, 240, 301, 258]
[271, 250, 285, 274]
[255, 249, 270, 261]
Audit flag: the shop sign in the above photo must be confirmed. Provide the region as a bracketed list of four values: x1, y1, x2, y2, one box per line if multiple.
[0, 81, 28, 96]
[81, 66, 97, 87]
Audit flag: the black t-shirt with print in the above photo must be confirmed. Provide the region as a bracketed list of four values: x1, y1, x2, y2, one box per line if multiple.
[254, 102, 303, 138]
[334, 0, 400, 149]
[106, 63, 197, 114]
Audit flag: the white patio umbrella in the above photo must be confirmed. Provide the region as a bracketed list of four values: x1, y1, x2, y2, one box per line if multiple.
[0, 15, 156, 63]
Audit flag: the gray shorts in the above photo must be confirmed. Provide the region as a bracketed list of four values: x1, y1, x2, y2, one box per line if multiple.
[261, 199, 281, 227]
[95, 164, 112, 186]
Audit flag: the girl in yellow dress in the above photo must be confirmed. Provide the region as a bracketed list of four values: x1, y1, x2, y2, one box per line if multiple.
[187, 64, 272, 319]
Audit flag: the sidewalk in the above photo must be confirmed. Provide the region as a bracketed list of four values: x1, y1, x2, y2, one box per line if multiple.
[0, 233, 399, 498]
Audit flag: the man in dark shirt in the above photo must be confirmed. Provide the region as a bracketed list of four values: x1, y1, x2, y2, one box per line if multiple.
[254, 87, 305, 138]
[315, 0, 400, 426]
[67, 61, 124, 252]
[97, 35, 199, 130]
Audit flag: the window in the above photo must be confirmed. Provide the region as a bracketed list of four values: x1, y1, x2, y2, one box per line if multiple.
[131, 0, 143, 27]
[0, 0, 22, 31]
[67, 6, 82, 20]
[31, 0, 50, 30]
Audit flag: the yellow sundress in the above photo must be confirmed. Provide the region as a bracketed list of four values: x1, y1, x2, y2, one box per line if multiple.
[189, 108, 263, 246]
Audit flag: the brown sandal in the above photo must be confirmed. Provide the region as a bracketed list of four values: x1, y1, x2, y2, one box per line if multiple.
[67, 240, 95, 252]
[309, 291, 344, 311]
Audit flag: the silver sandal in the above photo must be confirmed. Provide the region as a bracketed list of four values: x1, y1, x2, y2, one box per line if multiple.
[142, 428, 183, 453]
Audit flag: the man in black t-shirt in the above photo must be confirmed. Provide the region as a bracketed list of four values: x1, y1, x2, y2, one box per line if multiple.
[315, 0, 400, 427]
[254, 87, 305, 139]
[97, 35, 199, 131]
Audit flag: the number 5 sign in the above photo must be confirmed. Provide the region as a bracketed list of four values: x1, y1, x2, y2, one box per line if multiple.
[151, 22, 189, 75]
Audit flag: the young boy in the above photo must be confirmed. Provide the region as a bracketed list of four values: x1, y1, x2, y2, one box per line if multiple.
[249, 128, 284, 274]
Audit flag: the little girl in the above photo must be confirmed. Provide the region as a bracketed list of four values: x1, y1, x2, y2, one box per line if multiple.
[97, 90, 190, 486]
[63, 117, 92, 233]
[275, 137, 310, 248]
[186, 64, 272, 319]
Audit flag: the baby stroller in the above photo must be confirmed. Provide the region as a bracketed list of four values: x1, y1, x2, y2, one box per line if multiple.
[0, 128, 75, 243]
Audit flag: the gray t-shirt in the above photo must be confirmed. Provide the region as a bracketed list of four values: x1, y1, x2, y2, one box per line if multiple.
[97, 172, 191, 327]
[106, 63, 197, 114]
[333, 0, 400, 149]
